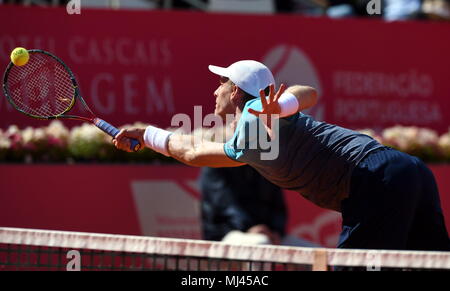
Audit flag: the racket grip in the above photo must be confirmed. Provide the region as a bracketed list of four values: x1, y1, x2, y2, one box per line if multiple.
[94, 118, 141, 152]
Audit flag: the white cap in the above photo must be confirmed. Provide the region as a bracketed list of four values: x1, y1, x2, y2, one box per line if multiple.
[208, 60, 275, 97]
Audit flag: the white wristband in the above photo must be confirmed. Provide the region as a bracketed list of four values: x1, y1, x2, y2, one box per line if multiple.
[278, 92, 299, 118]
[143, 125, 172, 157]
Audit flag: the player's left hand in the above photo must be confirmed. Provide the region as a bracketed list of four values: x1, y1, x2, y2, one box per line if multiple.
[248, 83, 286, 118]
[248, 83, 286, 139]
[113, 128, 145, 152]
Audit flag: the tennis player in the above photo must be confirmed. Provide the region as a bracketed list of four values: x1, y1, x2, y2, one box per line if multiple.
[114, 60, 450, 251]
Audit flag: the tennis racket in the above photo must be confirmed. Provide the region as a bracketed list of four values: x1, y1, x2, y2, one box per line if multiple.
[2, 49, 140, 151]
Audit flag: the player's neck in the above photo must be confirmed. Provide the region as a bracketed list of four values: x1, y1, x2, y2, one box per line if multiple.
[234, 106, 243, 124]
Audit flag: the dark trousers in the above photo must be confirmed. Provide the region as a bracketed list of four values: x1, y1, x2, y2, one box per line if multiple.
[338, 147, 450, 251]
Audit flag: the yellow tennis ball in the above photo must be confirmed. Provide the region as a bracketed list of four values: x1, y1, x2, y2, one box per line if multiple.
[10, 47, 30, 66]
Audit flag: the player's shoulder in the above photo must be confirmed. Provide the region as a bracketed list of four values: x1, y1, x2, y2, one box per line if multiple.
[240, 98, 261, 123]
[243, 98, 262, 112]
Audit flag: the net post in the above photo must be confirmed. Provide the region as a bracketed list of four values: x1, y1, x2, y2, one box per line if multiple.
[312, 248, 328, 271]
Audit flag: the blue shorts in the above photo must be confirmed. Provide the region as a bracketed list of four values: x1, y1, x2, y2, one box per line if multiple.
[338, 147, 450, 251]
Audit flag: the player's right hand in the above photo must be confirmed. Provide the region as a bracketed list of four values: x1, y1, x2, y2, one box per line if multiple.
[113, 128, 145, 152]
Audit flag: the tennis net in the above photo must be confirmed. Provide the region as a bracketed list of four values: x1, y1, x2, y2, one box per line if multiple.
[0, 227, 449, 271]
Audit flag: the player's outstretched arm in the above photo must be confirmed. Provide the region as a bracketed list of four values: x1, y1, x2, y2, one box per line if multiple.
[113, 127, 245, 168]
[167, 134, 245, 167]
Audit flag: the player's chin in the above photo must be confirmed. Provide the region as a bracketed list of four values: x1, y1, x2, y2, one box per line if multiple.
[214, 108, 225, 119]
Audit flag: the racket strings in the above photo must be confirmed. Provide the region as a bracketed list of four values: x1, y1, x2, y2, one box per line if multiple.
[5, 52, 75, 118]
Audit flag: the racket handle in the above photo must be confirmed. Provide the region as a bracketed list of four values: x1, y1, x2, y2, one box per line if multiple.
[94, 118, 141, 152]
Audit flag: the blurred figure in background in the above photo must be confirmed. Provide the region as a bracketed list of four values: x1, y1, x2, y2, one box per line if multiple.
[275, 0, 297, 12]
[277, 0, 328, 15]
[169, 0, 208, 9]
[195, 124, 287, 245]
[422, 0, 450, 20]
[384, 0, 423, 20]
[199, 165, 287, 244]
[324, 0, 424, 20]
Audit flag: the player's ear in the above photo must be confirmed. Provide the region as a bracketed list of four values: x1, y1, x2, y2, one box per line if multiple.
[230, 85, 241, 102]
